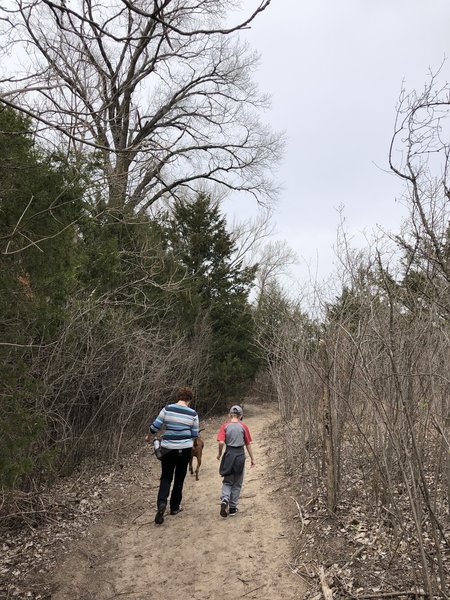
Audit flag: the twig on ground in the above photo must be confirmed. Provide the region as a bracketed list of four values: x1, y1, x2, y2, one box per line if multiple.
[356, 592, 429, 599]
[105, 590, 149, 599]
[241, 583, 267, 597]
[131, 508, 147, 524]
[342, 544, 366, 569]
[304, 496, 318, 509]
[101, 499, 139, 515]
[319, 565, 333, 600]
[290, 496, 307, 534]
[136, 520, 154, 531]
[284, 559, 311, 585]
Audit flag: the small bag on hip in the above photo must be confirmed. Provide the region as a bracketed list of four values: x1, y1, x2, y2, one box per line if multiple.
[153, 439, 170, 460]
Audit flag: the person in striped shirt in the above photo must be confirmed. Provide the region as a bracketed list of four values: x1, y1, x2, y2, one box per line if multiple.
[147, 387, 199, 525]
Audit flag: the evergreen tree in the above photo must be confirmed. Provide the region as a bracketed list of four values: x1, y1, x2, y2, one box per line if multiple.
[163, 193, 260, 409]
[0, 108, 85, 340]
[0, 107, 85, 487]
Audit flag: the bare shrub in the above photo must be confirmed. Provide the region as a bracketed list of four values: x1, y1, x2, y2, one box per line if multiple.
[33, 296, 210, 473]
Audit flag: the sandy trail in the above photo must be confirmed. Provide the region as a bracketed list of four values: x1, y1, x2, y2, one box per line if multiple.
[52, 404, 305, 600]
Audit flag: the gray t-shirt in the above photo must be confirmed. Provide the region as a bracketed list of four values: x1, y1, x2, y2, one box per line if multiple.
[223, 422, 245, 447]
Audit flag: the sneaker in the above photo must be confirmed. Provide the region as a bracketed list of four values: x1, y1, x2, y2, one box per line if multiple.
[229, 507, 238, 516]
[154, 502, 166, 525]
[220, 500, 229, 518]
[170, 507, 183, 515]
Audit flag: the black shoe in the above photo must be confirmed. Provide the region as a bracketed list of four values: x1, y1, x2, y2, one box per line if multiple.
[229, 507, 238, 516]
[155, 502, 166, 525]
[170, 507, 183, 515]
[220, 500, 228, 518]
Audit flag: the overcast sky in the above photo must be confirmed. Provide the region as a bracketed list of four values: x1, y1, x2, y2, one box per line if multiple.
[225, 0, 450, 290]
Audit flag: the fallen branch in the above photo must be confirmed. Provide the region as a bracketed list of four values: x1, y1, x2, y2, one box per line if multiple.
[319, 565, 333, 599]
[356, 591, 429, 599]
[290, 496, 307, 534]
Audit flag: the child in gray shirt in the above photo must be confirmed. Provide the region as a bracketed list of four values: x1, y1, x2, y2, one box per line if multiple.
[216, 405, 255, 517]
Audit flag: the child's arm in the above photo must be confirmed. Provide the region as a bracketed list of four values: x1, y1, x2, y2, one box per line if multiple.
[217, 441, 225, 461]
[246, 443, 256, 467]
[216, 423, 227, 460]
[242, 422, 255, 466]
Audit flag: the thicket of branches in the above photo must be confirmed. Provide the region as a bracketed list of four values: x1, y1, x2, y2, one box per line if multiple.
[256, 75, 450, 597]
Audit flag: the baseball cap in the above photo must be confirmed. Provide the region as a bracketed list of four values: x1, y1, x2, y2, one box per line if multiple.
[230, 405, 243, 416]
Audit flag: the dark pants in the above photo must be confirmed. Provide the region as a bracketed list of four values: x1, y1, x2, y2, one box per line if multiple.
[157, 448, 191, 511]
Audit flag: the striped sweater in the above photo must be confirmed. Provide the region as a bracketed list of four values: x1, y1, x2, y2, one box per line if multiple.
[149, 403, 199, 449]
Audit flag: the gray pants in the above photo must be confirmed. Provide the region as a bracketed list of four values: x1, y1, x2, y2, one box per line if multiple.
[221, 469, 244, 509]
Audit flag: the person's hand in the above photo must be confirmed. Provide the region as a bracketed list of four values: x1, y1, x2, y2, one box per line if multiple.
[250, 460, 256, 468]
[217, 454, 221, 461]
[145, 434, 151, 443]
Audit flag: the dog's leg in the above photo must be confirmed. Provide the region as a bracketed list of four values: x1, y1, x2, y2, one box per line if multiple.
[195, 455, 201, 481]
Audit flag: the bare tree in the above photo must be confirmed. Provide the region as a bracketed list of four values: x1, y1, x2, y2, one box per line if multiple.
[254, 239, 297, 304]
[0, 0, 282, 212]
[389, 70, 450, 292]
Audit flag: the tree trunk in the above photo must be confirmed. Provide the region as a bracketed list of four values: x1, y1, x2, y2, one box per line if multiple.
[319, 341, 337, 513]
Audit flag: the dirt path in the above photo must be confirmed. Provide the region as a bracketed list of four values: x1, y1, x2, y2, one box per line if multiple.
[52, 404, 305, 600]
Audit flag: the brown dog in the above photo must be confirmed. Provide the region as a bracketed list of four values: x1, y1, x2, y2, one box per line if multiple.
[189, 432, 204, 481]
